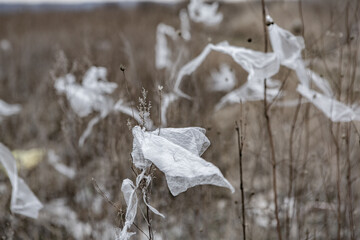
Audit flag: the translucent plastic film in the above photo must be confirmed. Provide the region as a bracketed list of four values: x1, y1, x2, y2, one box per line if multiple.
[0, 143, 43, 218]
[132, 126, 235, 196]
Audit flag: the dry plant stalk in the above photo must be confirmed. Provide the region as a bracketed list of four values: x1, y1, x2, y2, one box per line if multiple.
[261, 1, 282, 240]
[235, 112, 246, 240]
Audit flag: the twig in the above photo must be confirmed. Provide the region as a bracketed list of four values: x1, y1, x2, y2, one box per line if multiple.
[120, 65, 136, 121]
[261, 1, 282, 240]
[235, 118, 246, 240]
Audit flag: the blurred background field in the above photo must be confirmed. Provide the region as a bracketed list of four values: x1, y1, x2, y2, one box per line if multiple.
[0, 0, 360, 239]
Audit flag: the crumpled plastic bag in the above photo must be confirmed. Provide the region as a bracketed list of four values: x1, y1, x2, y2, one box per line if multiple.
[0, 99, 21, 122]
[55, 67, 155, 146]
[54, 68, 116, 118]
[207, 63, 236, 92]
[188, 0, 223, 26]
[0, 143, 43, 218]
[132, 126, 234, 196]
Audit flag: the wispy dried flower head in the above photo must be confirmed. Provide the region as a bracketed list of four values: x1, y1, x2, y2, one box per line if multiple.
[120, 64, 126, 72]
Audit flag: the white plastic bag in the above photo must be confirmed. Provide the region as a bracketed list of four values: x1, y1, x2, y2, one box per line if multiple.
[188, 0, 223, 26]
[132, 126, 234, 196]
[0, 143, 43, 218]
[0, 99, 21, 122]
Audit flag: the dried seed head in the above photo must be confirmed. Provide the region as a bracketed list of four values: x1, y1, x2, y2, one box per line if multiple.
[120, 64, 126, 72]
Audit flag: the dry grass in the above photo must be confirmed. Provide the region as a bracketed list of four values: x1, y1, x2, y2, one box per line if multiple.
[0, 1, 359, 239]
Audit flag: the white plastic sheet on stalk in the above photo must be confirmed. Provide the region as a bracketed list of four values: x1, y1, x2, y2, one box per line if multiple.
[0, 99, 21, 122]
[297, 85, 359, 122]
[155, 23, 178, 70]
[47, 150, 76, 179]
[55, 66, 155, 146]
[118, 170, 164, 240]
[160, 93, 178, 127]
[119, 126, 234, 239]
[0, 143, 43, 218]
[174, 41, 280, 99]
[207, 63, 236, 92]
[132, 126, 235, 196]
[54, 67, 116, 118]
[215, 79, 281, 110]
[179, 9, 191, 41]
[267, 14, 360, 122]
[188, 0, 223, 26]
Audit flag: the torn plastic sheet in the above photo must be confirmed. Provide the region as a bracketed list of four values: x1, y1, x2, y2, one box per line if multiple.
[174, 41, 280, 98]
[82, 66, 117, 94]
[179, 9, 191, 41]
[54, 72, 115, 118]
[47, 150, 75, 179]
[297, 85, 360, 122]
[0, 99, 21, 122]
[160, 93, 178, 127]
[207, 63, 236, 92]
[132, 126, 235, 196]
[0, 143, 43, 218]
[155, 23, 178, 70]
[55, 67, 154, 146]
[118, 179, 138, 240]
[215, 79, 282, 110]
[268, 15, 335, 94]
[118, 171, 164, 240]
[267, 15, 305, 71]
[188, 0, 223, 26]
[305, 69, 333, 97]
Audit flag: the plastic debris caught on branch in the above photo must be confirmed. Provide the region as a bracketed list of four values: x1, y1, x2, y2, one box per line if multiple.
[0, 143, 43, 218]
[179, 9, 191, 41]
[174, 41, 280, 99]
[118, 170, 164, 240]
[188, 0, 223, 26]
[54, 68, 116, 118]
[132, 126, 235, 196]
[155, 23, 178, 70]
[0, 99, 21, 122]
[118, 126, 234, 239]
[297, 85, 360, 122]
[160, 93, 178, 127]
[55, 66, 155, 146]
[267, 14, 360, 122]
[47, 150, 76, 179]
[215, 79, 282, 110]
[207, 63, 237, 92]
